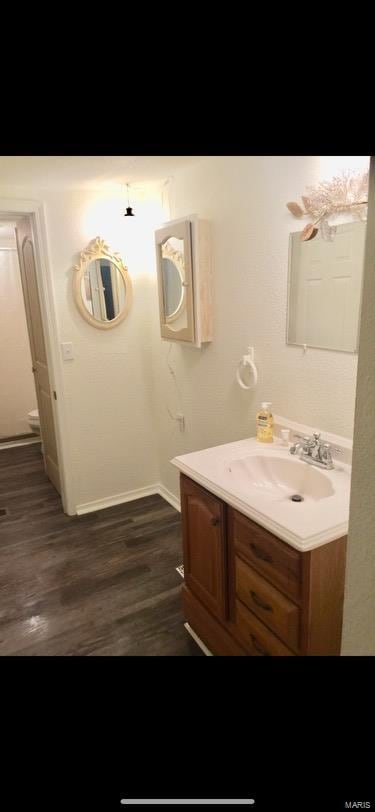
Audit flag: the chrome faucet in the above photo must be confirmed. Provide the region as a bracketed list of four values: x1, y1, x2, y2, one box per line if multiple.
[289, 432, 342, 470]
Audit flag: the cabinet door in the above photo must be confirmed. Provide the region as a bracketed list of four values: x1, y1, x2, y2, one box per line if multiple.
[180, 475, 227, 620]
[155, 220, 195, 343]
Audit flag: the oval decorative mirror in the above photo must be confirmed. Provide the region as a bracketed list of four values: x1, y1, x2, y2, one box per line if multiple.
[73, 236, 132, 328]
[161, 238, 186, 323]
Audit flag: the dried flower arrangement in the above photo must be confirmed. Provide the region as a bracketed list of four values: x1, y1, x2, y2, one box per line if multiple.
[287, 169, 369, 241]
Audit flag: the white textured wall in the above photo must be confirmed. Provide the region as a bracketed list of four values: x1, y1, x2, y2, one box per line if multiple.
[0, 185, 162, 509]
[341, 156, 375, 655]
[150, 156, 359, 500]
[41, 189, 162, 507]
[0, 247, 37, 437]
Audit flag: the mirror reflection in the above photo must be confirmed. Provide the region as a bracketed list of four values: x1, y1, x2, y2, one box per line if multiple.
[287, 221, 366, 352]
[161, 237, 186, 329]
[81, 258, 126, 322]
[162, 258, 183, 317]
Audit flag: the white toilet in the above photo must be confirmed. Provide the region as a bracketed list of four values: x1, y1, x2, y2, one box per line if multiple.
[28, 409, 40, 435]
[27, 409, 44, 452]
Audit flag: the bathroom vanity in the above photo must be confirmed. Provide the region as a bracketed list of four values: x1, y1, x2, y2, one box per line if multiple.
[172, 425, 351, 656]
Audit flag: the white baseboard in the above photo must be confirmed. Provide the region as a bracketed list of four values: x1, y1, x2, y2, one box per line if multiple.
[76, 483, 181, 516]
[184, 622, 213, 656]
[76, 484, 159, 515]
[0, 437, 41, 450]
[157, 484, 181, 512]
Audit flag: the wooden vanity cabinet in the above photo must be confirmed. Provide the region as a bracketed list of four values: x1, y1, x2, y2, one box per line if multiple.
[180, 474, 347, 656]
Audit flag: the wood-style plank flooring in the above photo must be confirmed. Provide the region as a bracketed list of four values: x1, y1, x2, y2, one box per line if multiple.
[0, 443, 202, 656]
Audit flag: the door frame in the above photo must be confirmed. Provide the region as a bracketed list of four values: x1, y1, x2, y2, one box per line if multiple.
[0, 198, 74, 515]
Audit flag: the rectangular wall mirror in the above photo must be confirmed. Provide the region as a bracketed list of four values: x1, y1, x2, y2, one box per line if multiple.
[287, 221, 366, 353]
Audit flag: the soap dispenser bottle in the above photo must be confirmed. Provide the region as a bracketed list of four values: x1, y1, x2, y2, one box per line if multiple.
[256, 402, 274, 443]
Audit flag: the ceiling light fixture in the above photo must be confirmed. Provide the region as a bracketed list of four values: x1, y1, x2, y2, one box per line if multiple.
[124, 183, 135, 217]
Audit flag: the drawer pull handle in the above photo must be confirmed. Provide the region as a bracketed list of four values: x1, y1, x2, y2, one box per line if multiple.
[250, 590, 273, 612]
[250, 542, 273, 563]
[251, 634, 271, 656]
[211, 517, 220, 526]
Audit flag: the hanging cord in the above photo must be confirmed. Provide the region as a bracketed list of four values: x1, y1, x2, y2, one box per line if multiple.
[161, 176, 173, 219]
[166, 343, 185, 430]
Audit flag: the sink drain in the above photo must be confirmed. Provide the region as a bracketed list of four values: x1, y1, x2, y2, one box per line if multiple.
[290, 494, 304, 502]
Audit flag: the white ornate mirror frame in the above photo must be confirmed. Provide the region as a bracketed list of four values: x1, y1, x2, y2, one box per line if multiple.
[73, 236, 132, 329]
[161, 239, 186, 323]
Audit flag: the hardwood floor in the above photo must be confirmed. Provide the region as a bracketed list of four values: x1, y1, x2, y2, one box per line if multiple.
[0, 444, 203, 656]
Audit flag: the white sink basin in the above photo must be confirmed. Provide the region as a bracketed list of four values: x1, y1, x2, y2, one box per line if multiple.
[226, 454, 334, 501]
[171, 436, 352, 551]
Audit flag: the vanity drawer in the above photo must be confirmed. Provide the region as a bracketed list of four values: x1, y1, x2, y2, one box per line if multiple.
[229, 508, 302, 602]
[235, 556, 300, 652]
[235, 600, 294, 656]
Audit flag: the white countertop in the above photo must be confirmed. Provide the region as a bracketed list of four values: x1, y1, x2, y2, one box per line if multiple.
[171, 435, 352, 552]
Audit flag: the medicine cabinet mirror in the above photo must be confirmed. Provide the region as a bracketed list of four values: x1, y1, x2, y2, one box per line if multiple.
[161, 238, 186, 323]
[73, 236, 132, 329]
[155, 215, 212, 347]
[155, 219, 194, 342]
[287, 221, 366, 352]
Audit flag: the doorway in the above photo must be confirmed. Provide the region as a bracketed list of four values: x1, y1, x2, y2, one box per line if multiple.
[0, 214, 61, 494]
[0, 220, 40, 448]
[0, 199, 73, 515]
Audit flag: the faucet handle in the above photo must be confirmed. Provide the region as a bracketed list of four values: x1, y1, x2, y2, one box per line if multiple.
[320, 442, 333, 465]
[322, 441, 343, 450]
[313, 432, 321, 441]
[321, 442, 343, 453]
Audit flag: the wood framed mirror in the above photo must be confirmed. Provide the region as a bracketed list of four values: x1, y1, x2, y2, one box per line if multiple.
[155, 219, 195, 342]
[73, 236, 132, 329]
[155, 215, 213, 347]
[161, 238, 187, 324]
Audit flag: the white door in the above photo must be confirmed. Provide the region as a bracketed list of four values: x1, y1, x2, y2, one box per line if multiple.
[15, 217, 61, 494]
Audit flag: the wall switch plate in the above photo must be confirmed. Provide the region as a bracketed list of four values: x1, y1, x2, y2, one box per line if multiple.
[61, 342, 74, 361]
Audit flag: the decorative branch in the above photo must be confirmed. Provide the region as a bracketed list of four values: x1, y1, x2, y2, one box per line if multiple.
[287, 169, 369, 241]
